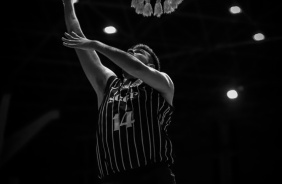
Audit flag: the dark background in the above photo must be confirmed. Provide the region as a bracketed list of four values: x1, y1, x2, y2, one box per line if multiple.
[1, 0, 281, 184]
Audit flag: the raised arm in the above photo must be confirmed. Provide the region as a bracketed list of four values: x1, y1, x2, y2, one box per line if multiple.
[62, 0, 116, 107]
[62, 33, 174, 105]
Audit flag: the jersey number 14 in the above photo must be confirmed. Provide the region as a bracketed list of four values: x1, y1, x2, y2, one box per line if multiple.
[113, 111, 135, 131]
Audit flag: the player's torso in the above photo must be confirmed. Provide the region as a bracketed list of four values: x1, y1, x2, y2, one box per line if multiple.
[96, 77, 174, 178]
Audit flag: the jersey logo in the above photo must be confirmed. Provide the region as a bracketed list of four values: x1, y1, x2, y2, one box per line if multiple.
[108, 92, 138, 103]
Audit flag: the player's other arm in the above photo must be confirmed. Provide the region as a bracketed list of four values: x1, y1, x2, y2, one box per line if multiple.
[62, 36, 174, 105]
[62, 0, 116, 107]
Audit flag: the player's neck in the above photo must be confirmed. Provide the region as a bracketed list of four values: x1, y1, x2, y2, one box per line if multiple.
[123, 72, 135, 81]
[123, 77, 136, 84]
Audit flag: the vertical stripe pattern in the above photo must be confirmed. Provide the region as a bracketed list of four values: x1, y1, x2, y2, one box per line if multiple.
[96, 76, 174, 180]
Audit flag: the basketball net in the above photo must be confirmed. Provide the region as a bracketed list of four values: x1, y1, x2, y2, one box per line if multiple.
[131, 0, 183, 17]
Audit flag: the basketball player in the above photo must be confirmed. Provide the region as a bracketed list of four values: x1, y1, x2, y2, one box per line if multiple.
[62, 1, 176, 183]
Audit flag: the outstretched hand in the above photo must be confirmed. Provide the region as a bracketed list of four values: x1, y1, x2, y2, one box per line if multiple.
[62, 32, 94, 50]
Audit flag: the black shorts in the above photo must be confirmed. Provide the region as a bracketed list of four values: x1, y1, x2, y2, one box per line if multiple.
[101, 163, 176, 184]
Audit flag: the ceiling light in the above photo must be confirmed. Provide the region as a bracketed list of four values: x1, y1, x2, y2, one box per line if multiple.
[229, 6, 242, 14]
[227, 89, 238, 100]
[103, 26, 117, 34]
[253, 33, 265, 41]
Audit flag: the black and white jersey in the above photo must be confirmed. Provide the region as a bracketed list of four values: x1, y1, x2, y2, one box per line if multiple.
[96, 76, 175, 180]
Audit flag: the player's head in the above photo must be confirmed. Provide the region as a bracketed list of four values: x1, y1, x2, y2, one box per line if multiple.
[127, 43, 161, 71]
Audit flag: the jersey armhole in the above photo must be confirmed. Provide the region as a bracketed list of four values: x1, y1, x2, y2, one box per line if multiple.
[98, 75, 118, 111]
[103, 75, 117, 95]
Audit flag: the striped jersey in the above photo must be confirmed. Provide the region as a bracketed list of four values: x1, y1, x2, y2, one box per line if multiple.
[96, 76, 175, 180]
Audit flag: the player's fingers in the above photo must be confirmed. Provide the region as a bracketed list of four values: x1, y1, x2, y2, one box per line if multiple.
[64, 32, 78, 39]
[62, 37, 78, 43]
[63, 42, 78, 48]
[71, 31, 81, 38]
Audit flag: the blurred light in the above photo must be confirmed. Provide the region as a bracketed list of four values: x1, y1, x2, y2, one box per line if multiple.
[253, 33, 265, 41]
[103, 26, 117, 34]
[227, 90, 238, 99]
[73, 0, 79, 3]
[229, 6, 242, 14]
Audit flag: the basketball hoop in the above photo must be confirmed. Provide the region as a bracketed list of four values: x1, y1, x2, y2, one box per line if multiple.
[131, 0, 183, 17]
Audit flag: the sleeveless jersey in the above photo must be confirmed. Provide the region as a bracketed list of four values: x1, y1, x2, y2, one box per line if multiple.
[96, 76, 174, 180]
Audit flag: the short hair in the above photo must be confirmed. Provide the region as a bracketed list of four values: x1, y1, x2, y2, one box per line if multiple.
[129, 43, 161, 71]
